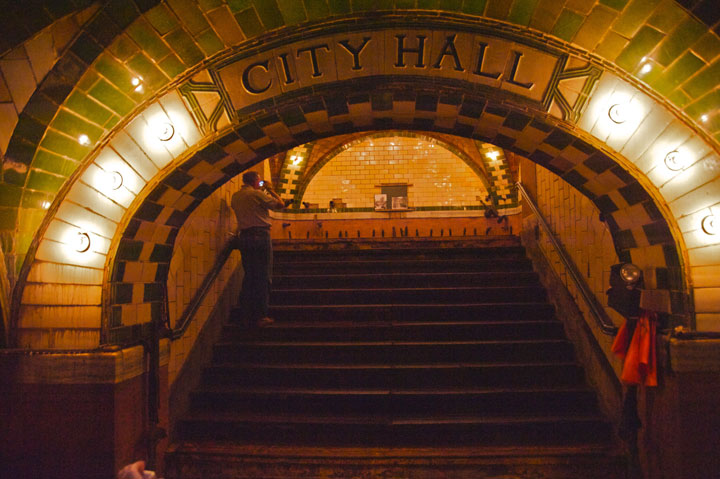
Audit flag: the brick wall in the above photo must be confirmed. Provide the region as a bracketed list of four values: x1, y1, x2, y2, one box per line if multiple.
[302, 136, 487, 209]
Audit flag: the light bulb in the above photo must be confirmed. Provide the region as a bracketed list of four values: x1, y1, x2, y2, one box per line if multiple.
[107, 170, 123, 190]
[155, 122, 174, 141]
[608, 103, 628, 124]
[702, 215, 718, 235]
[75, 232, 91, 253]
[664, 150, 686, 171]
[78, 134, 91, 146]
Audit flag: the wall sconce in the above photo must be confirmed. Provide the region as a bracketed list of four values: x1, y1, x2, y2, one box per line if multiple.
[75, 232, 91, 253]
[608, 103, 628, 124]
[78, 134, 91, 146]
[107, 170, 123, 190]
[664, 150, 686, 171]
[41, 201, 51, 210]
[701, 215, 717, 235]
[485, 150, 500, 160]
[290, 155, 302, 165]
[701, 114, 709, 123]
[155, 122, 175, 141]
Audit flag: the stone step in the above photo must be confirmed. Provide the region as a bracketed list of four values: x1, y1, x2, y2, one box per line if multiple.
[265, 302, 556, 322]
[177, 412, 613, 447]
[188, 386, 600, 416]
[220, 320, 565, 342]
[201, 362, 587, 389]
[274, 245, 527, 262]
[273, 271, 541, 289]
[273, 257, 534, 274]
[271, 285, 547, 305]
[212, 339, 576, 365]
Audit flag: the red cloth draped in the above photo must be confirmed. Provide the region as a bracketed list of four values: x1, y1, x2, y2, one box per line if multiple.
[611, 310, 657, 386]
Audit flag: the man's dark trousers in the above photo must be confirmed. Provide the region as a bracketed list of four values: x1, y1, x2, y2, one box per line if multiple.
[238, 227, 272, 325]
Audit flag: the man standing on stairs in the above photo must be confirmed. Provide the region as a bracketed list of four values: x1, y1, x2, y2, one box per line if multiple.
[232, 170, 285, 327]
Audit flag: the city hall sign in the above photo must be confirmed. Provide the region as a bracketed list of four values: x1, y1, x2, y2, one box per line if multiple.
[185, 27, 602, 128]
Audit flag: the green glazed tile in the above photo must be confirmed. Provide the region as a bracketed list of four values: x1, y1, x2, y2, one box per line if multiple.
[486, 0, 511, 20]
[165, 28, 206, 66]
[234, 9, 266, 37]
[416, 0, 440, 9]
[615, 25, 664, 71]
[655, 52, 704, 95]
[692, 32, 720, 63]
[0, 208, 18, 230]
[531, 0, 564, 33]
[460, 0, 486, 15]
[227, 0, 252, 13]
[303, 0, 328, 21]
[23, 96, 59, 125]
[612, 0, 661, 38]
[685, 90, 720, 119]
[552, 9, 584, 41]
[599, 0, 628, 11]
[89, 79, 136, 116]
[127, 19, 172, 60]
[197, 29, 225, 55]
[95, 54, 135, 91]
[4, 170, 29, 190]
[327, 0, 351, 14]
[508, 0, 540, 26]
[66, 90, 117, 129]
[596, 30, 630, 60]
[52, 110, 105, 143]
[158, 54, 187, 77]
[105, 0, 140, 28]
[683, 58, 720, 98]
[574, 5, 618, 50]
[146, 4, 180, 35]
[0, 184, 22, 207]
[668, 89, 691, 108]
[21, 190, 54, 209]
[656, 17, 705, 67]
[128, 53, 169, 88]
[26, 170, 66, 194]
[38, 130, 88, 161]
[647, 0, 686, 33]
[168, 0, 211, 34]
[77, 71, 100, 92]
[253, 0, 285, 29]
[105, 115, 121, 129]
[110, 35, 141, 61]
[33, 150, 79, 177]
[395, 0, 415, 9]
[198, 0, 223, 10]
[442, 0, 464, 11]
[278, 0, 307, 24]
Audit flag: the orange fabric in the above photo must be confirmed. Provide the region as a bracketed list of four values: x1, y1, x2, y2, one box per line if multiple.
[611, 310, 658, 387]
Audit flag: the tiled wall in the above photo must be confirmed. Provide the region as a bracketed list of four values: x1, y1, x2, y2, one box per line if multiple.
[525, 161, 626, 328]
[302, 136, 487, 209]
[0, 4, 99, 155]
[166, 175, 241, 383]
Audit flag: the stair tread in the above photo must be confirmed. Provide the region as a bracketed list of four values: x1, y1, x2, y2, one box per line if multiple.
[194, 386, 592, 394]
[218, 339, 571, 346]
[208, 361, 581, 369]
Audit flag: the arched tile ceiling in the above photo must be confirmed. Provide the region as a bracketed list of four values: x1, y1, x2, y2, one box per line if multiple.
[1, 2, 719, 347]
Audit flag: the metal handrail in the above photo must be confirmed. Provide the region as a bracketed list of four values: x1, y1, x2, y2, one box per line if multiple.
[171, 242, 236, 340]
[516, 182, 618, 335]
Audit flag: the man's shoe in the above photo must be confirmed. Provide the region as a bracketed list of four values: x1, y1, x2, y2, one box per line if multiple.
[257, 317, 275, 327]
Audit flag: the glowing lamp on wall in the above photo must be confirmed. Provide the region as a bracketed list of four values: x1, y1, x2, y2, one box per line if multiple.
[78, 134, 91, 146]
[75, 232, 91, 253]
[106, 170, 123, 190]
[702, 215, 718, 235]
[664, 150, 687, 171]
[155, 122, 175, 141]
[608, 103, 629, 124]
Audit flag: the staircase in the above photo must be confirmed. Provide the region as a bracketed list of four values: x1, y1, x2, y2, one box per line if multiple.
[166, 238, 625, 478]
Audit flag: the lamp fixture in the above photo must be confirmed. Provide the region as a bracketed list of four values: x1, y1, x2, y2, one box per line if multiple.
[640, 63, 652, 75]
[290, 155, 302, 165]
[608, 103, 628, 124]
[701, 114, 709, 123]
[485, 150, 500, 161]
[155, 122, 175, 141]
[619, 263, 642, 287]
[701, 215, 718, 235]
[41, 201, 51, 210]
[78, 134, 91, 146]
[107, 170, 123, 190]
[75, 232, 91, 253]
[664, 150, 686, 171]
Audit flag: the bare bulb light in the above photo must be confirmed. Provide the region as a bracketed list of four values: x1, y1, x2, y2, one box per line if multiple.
[664, 150, 686, 171]
[155, 122, 175, 141]
[75, 232, 91, 253]
[78, 134, 91, 146]
[608, 103, 628, 124]
[702, 215, 718, 235]
[108, 170, 123, 190]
